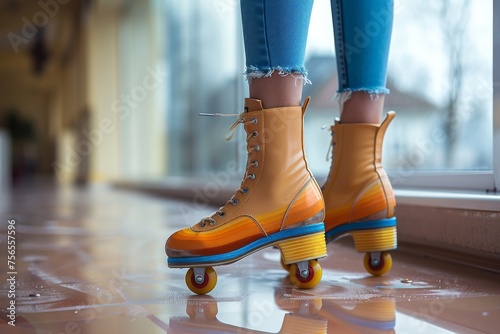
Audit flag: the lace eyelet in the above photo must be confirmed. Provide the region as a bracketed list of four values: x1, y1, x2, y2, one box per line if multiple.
[251, 131, 259, 138]
[252, 160, 259, 167]
[250, 117, 258, 124]
[217, 211, 225, 217]
[253, 145, 260, 152]
[232, 199, 239, 205]
[241, 187, 249, 194]
[200, 222, 206, 228]
[248, 173, 256, 180]
[209, 219, 216, 226]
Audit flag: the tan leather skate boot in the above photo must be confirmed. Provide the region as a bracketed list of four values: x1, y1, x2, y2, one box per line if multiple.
[166, 97, 327, 294]
[322, 112, 397, 276]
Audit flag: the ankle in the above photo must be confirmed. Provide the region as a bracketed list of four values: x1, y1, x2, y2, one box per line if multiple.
[340, 92, 384, 124]
[249, 72, 303, 109]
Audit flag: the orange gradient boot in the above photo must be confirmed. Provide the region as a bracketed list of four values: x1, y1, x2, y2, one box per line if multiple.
[166, 97, 327, 294]
[320, 298, 396, 333]
[322, 112, 397, 276]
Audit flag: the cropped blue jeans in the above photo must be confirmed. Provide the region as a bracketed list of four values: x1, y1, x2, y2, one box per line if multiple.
[240, 0, 394, 95]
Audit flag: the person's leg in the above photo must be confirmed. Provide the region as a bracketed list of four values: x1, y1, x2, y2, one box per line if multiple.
[241, 0, 313, 108]
[331, 0, 393, 124]
[341, 92, 385, 123]
[249, 73, 303, 109]
[166, 0, 328, 294]
[322, 0, 397, 276]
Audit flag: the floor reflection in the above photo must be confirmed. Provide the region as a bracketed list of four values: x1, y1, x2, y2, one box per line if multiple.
[168, 292, 395, 334]
[169, 295, 327, 334]
[0, 185, 499, 334]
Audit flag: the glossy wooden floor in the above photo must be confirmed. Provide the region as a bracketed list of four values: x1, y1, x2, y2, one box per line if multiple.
[0, 184, 499, 333]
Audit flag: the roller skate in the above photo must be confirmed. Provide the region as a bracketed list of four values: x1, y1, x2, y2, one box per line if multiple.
[274, 289, 395, 333]
[166, 97, 327, 294]
[168, 295, 328, 334]
[169, 296, 327, 334]
[322, 112, 397, 276]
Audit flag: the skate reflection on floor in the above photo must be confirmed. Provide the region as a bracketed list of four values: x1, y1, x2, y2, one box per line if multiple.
[169, 294, 327, 334]
[168, 290, 395, 334]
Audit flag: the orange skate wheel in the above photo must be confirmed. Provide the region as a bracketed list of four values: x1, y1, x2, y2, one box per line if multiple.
[186, 297, 218, 320]
[289, 260, 322, 289]
[185, 267, 217, 295]
[363, 252, 392, 276]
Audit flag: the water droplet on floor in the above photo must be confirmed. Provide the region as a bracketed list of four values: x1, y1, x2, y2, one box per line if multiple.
[29, 293, 41, 297]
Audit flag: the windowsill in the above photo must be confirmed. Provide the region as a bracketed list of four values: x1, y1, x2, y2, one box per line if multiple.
[393, 190, 500, 273]
[113, 177, 500, 212]
[395, 188, 500, 211]
[113, 176, 500, 273]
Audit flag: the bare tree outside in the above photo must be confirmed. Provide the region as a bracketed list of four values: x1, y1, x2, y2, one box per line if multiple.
[381, 0, 492, 173]
[439, 0, 472, 167]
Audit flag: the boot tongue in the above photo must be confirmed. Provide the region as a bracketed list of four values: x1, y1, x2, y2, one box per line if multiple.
[244, 98, 264, 112]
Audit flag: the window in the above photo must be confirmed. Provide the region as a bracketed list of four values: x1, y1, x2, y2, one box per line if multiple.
[163, 0, 245, 177]
[162, 0, 498, 194]
[303, 0, 495, 192]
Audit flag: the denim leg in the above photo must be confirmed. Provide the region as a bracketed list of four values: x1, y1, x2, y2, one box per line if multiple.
[331, 0, 394, 95]
[240, 0, 314, 83]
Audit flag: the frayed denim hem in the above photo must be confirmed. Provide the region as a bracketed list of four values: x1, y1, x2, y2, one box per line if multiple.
[244, 66, 311, 86]
[337, 87, 390, 97]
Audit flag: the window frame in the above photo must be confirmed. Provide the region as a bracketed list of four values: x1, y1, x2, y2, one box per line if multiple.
[159, 0, 499, 208]
[494, 0, 500, 192]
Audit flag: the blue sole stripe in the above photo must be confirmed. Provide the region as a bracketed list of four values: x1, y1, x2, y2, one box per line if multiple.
[325, 306, 396, 330]
[168, 222, 325, 267]
[325, 217, 397, 241]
